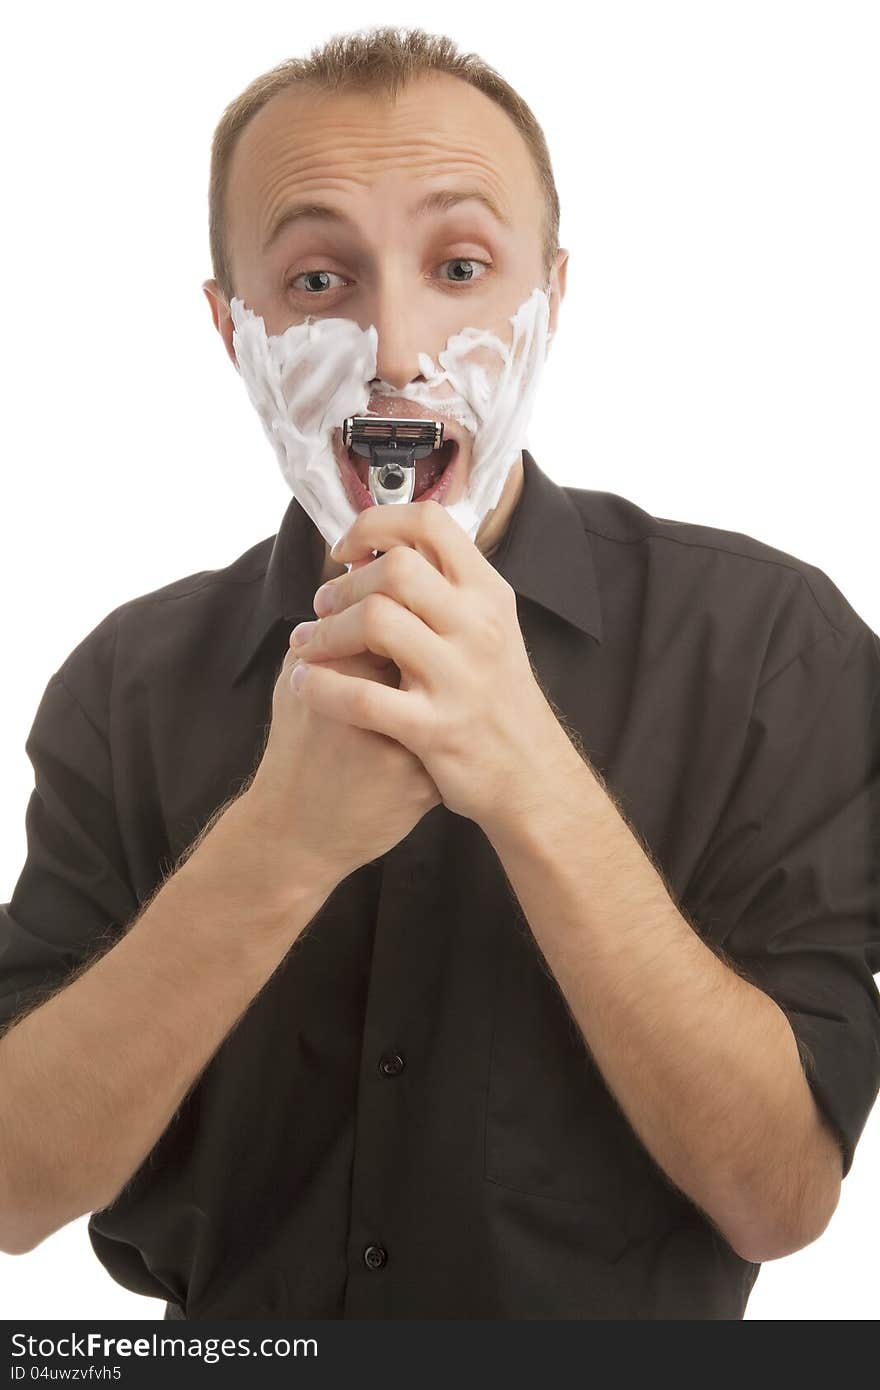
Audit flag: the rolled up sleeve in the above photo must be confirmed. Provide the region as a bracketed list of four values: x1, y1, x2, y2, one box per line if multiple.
[0, 667, 138, 1037]
[683, 616, 880, 1179]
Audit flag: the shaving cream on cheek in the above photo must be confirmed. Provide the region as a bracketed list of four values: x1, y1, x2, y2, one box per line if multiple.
[230, 307, 377, 545]
[229, 283, 553, 550]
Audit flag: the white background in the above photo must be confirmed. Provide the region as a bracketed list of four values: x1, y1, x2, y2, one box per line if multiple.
[1, 0, 877, 1321]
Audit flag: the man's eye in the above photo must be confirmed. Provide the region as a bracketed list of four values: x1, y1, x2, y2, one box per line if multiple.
[287, 270, 348, 294]
[435, 257, 489, 285]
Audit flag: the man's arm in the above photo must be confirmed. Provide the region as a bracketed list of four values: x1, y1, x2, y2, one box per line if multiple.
[0, 792, 334, 1257]
[479, 731, 843, 1266]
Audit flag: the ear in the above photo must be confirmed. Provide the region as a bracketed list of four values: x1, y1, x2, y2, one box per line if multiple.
[546, 247, 569, 346]
[202, 279, 239, 371]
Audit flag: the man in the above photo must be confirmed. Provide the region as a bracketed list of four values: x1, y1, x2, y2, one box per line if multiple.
[1, 28, 878, 1321]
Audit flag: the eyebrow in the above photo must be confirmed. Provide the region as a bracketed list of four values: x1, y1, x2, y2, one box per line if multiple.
[261, 187, 512, 254]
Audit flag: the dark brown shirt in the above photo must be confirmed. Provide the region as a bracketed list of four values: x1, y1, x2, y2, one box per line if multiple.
[2, 449, 878, 1319]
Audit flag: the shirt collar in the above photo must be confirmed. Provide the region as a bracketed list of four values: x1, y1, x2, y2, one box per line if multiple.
[231, 448, 603, 686]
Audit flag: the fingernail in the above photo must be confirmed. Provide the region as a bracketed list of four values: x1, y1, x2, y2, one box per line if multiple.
[291, 620, 318, 646]
[314, 584, 336, 615]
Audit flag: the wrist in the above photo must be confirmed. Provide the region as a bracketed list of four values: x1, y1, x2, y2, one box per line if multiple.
[479, 715, 588, 847]
[181, 790, 336, 934]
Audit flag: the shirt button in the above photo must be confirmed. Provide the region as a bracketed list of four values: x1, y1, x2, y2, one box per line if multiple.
[379, 1052, 405, 1077]
[363, 1244, 387, 1270]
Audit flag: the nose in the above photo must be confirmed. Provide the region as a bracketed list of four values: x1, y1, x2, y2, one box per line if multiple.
[369, 282, 435, 392]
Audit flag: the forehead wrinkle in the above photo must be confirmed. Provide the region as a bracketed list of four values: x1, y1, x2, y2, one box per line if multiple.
[238, 105, 518, 193]
[236, 71, 535, 198]
[256, 151, 514, 250]
[241, 106, 513, 173]
[254, 134, 513, 194]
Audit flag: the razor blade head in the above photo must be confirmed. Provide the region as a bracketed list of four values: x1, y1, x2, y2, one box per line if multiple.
[342, 415, 444, 459]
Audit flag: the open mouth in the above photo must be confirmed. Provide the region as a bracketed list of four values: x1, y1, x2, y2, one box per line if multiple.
[338, 436, 459, 506]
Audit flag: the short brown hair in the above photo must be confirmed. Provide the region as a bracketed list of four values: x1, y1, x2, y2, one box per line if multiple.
[207, 25, 561, 303]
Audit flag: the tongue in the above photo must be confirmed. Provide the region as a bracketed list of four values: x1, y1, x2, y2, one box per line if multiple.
[414, 443, 451, 497]
[348, 441, 452, 495]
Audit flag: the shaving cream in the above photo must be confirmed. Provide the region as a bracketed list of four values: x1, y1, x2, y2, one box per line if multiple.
[230, 282, 553, 550]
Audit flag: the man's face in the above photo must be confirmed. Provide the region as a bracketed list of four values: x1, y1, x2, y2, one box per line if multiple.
[204, 72, 568, 564]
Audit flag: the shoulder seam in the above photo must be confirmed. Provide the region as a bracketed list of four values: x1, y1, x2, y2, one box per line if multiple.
[112, 567, 268, 617]
[573, 512, 849, 639]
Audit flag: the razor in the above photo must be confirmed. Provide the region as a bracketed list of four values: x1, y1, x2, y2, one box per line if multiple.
[342, 415, 445, 506]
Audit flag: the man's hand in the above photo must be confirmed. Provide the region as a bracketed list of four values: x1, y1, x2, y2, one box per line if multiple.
[241, 639, 442, 904]
[287, 501, 567, 825]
